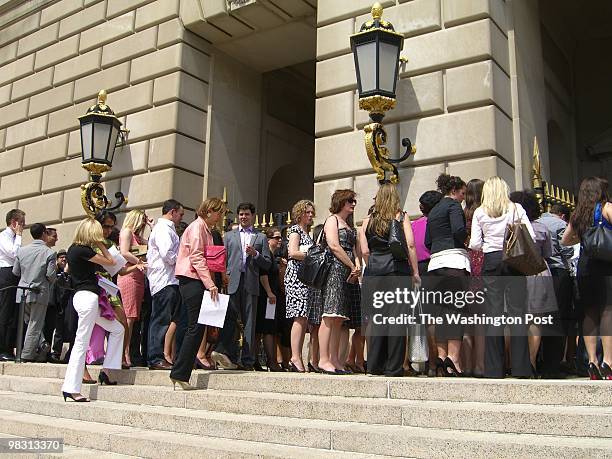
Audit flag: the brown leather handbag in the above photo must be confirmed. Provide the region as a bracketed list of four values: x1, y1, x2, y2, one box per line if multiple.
[502, 206, 547, 276]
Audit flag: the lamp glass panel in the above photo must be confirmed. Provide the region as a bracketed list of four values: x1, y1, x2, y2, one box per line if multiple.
[80, 122, 93, 161]
[379, 41, 400, 94]
[107, 123, 120, 164]
[93, 122, 111, 162]
[355, 41, 377, 93]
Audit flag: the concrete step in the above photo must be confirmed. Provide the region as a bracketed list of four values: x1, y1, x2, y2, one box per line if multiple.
[0, 375, 609, 438]
[0, 409, 389, 459]
[0, 432, 138, 458]
[2, 362, 610, 406]
[0, 391, 609, 458]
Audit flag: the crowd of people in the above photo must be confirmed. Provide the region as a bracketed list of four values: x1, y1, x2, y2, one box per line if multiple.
[0, 173, 609, 402]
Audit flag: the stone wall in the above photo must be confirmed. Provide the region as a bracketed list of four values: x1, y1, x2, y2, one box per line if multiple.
[313, 0, 515, 220]
[0, 0, 210, 247]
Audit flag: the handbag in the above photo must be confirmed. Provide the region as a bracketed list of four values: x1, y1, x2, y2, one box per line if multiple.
[204, 245, 226, 273]
[408, 288, 428, 363]
[582, 203, 612, 262]
[502, 205, 547, 276]
[388, 212, 408, 261]
[297, 218, 335, 289]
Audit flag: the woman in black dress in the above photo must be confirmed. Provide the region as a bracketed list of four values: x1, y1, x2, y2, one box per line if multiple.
[561, 177, 612, 380]
[256, 227, 286, 371]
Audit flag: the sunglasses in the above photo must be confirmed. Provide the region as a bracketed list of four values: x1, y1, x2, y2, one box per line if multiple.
[268, 236, 282, 240]
[347, 198, 357, 205]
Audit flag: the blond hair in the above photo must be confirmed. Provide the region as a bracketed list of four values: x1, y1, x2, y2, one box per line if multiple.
[369, 183, 401, 237]
[291, 199, 315, 225]
[73, 218, 104, 246]
[480, 176, 511, 218]
[122, 210, 146, 234]
[197, 197, 227, 219]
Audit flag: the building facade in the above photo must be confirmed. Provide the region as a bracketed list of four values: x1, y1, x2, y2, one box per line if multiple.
[0, 0, 610, 246]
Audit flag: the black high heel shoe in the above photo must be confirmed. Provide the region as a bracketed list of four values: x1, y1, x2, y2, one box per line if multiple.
[288, 361, 305, 373]
[308, 362, 321, 373]
[63, 392, 89, 402]
[601, 362, 612, 380]
[588, 362, 603, 380]
[98, 371, 117, 386]
[443, 357, 463, 377]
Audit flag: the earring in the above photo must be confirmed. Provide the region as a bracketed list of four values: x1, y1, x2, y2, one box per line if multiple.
[207, 213, 211, 218]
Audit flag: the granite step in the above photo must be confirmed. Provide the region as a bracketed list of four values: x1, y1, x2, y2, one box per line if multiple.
[1, 362, 609, 406]
[0, 409, 388, 459]
[0, 375, 609, 438]
[0, 391, 609, 458]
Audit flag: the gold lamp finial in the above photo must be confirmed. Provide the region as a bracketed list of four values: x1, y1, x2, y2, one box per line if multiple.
[371, 2, 383, 20]
[97, 89, 107, 106]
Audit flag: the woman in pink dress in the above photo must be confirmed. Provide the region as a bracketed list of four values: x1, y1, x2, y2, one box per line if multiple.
[117, 210, 150, 367]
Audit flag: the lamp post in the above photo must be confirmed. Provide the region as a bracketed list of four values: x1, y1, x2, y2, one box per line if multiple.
[78, 90, 128, 217]
[350, 2, 416, 184]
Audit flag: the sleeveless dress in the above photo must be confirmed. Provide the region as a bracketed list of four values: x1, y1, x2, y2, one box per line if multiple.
[117, 233, 145, 320]
[577, 202, 612, 307]
[284, 225, 313, 318]
[308, 223, 357, 321]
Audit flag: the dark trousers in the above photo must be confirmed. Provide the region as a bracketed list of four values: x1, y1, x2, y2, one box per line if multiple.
[44, 303, 66, 357]
[170, 277, 205, 382]
[215, 273, 257, 366]
[0, 267, 18, 356]
[482, 251, 531, 378]
[368, 334, 406, 376]
[147, 285, 181, 365]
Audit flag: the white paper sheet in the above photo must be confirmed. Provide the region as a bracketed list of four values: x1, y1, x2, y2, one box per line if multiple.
[197, 291, 230, 328]
[105, 246, 128, 277]
[265, 299, 276, 320]
[98, 276, 120, 297]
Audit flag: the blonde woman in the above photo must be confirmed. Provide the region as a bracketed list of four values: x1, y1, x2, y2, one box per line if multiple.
[117, 209, 149, 366]
[61, 218, 123, 402]
[284, 200, 315, 372]
[469, 176, 535, 378]
[170, 198, 226, 389]
[360, 183, 419, 376]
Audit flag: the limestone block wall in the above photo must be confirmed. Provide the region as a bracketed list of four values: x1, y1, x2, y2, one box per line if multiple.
[314, 0, 515, 220]
[0, 0, 211, 247]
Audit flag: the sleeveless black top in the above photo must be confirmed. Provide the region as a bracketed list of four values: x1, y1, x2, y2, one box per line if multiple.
[364, 221, 411, 277]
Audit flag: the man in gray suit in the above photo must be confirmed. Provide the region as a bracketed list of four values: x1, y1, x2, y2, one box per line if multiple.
[13, 223, 57, 362]
[212, 203, 271, 370]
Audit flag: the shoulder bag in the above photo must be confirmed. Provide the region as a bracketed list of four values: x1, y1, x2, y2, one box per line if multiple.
[388, 212, 409, 261]
[297, 218, 335, 289]
[205, 245, 226, 273]
[502, 205, 547, 276]
[582, 203, 612, 262]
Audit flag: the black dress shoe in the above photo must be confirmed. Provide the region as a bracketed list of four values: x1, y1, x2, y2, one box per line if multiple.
[0, 353, 15, 362]
[149, 361, 173, 370]
[48, 355, 62, 364]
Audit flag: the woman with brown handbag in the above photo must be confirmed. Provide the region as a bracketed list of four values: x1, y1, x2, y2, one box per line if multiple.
[469, 176, 535, 378]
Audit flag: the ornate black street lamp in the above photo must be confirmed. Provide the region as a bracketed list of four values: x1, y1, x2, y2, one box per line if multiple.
[350, 2, 416, 184]
[78, 90, 128, 216]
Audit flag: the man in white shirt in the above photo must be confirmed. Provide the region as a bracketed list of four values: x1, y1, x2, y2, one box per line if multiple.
[147, 199, 184, 370]
[0, 209, 26, 361]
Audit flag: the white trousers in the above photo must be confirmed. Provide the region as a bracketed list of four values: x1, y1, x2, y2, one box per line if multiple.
[61, 290, 124, 394]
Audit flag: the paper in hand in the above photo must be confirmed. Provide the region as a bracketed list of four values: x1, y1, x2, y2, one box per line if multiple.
[198, 291, 230, 328]
[98, 276, 120, 297]
[265, 299, 276, 320]
[105, 246, 127, 277]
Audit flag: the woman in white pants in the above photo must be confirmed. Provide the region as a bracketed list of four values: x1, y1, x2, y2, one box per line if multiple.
[61, 218, 122, 402]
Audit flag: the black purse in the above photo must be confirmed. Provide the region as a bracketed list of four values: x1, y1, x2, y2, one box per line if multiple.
[297, 219, 334, 289]
[388, 212, 409, 261]
[582, 204, 612, 262]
